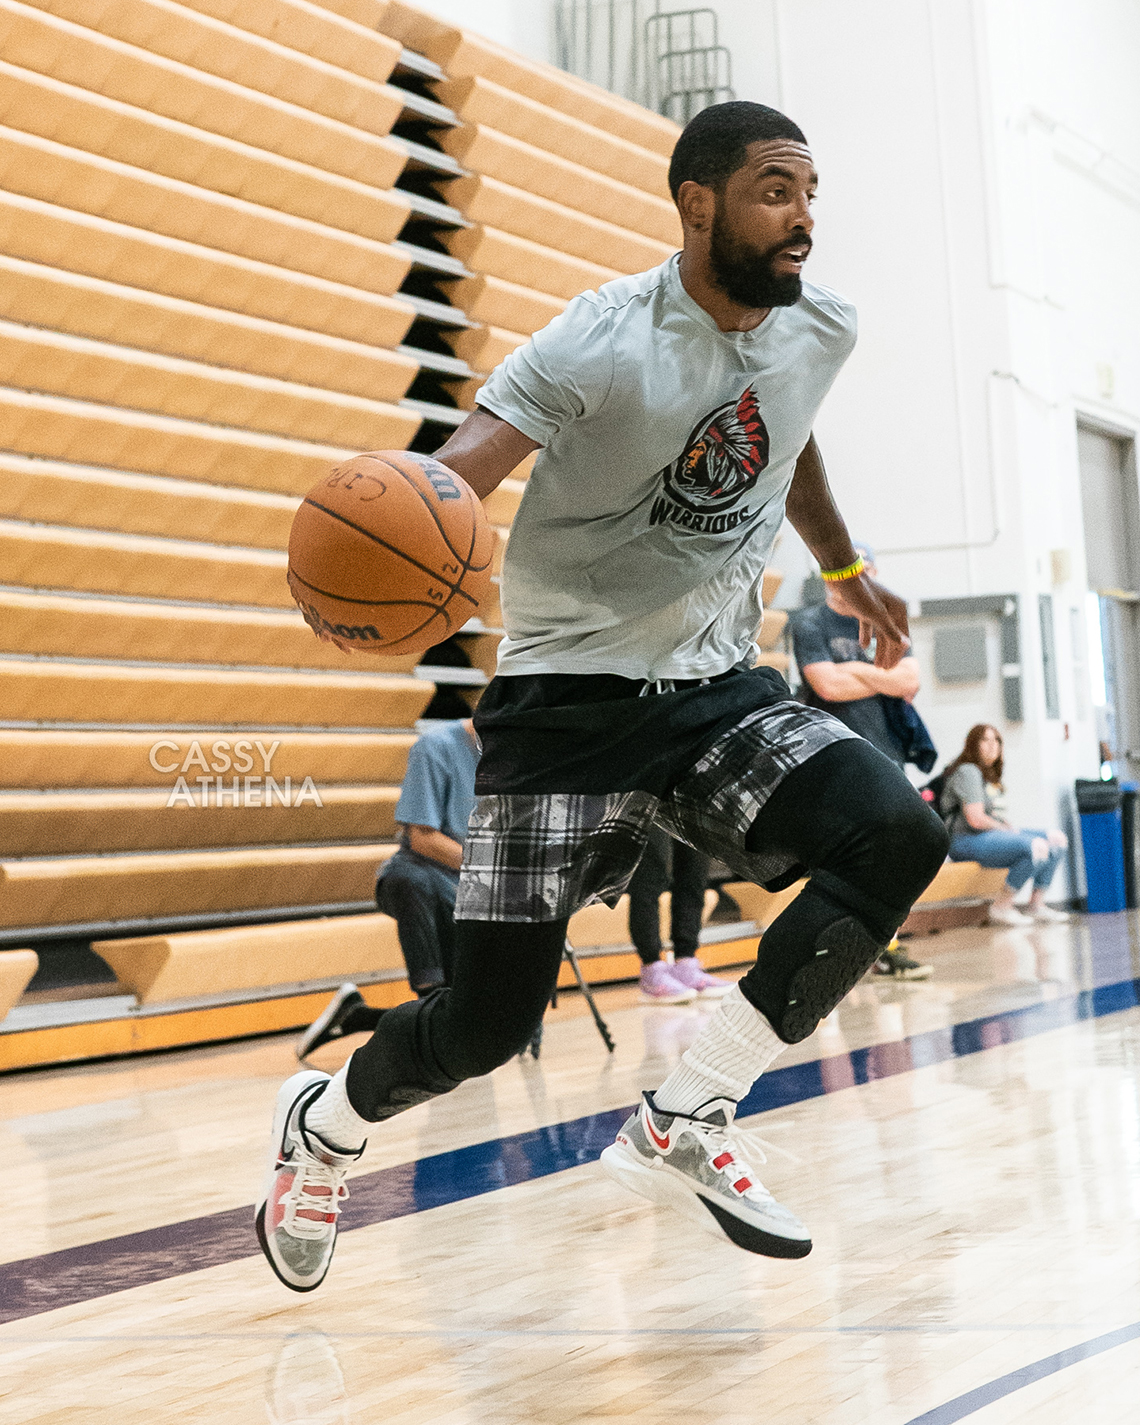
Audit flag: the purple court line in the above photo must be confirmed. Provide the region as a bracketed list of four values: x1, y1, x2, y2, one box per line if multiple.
[1, 974, 1137, 1326]
[902, 1319, 1140, 1423]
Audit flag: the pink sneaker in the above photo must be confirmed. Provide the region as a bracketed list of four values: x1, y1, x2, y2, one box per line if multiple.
[669, 957, 733, 997]
[639, 961, 696, 1004]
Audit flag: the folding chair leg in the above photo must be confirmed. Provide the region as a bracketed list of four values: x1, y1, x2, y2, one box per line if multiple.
[563, 942, 616, 1053]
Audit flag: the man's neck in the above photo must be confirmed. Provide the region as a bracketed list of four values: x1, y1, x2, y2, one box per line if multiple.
[678, 249, 770, 333]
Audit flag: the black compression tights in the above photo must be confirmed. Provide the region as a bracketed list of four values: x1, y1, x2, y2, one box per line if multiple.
[738, 738, 948, 1037]
[346, 918, 566, 1121]
[345, 738, 948, 1120]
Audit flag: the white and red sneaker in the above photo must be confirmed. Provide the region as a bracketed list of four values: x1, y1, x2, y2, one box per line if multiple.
[255, 1070, 364, 1293]
[600, 1092, 811, 1258]
[668, 956, 733, 997]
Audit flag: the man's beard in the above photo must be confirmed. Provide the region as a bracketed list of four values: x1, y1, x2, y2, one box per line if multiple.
[708, 205, 808, 309]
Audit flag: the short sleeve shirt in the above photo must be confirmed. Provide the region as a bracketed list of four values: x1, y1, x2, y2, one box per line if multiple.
[394, 720, 480, 846]
[476, 256, 857, 681]
[943, 763, 996, 838]
[790, 604, 903, 765]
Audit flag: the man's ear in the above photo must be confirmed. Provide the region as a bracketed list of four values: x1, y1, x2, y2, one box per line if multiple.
[676, 179, 715, 233]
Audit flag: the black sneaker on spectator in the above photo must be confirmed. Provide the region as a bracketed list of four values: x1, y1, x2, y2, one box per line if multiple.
[297, 985, 367, 1061]
[872, 943, 933, 981]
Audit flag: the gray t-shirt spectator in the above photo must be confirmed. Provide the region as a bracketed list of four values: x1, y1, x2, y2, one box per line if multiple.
[941, 763, 998, 838]
[791, 604, 904, 766]
[394, 720, 480, 849]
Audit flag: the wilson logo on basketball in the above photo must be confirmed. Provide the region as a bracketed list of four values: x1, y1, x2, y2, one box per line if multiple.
[421, 462, 462, 500]
[650, 387, 770, 532]
[297, 600, 381, 643]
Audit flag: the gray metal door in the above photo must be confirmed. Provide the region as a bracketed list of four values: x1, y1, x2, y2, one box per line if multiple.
[1078, 424, 1140, 775]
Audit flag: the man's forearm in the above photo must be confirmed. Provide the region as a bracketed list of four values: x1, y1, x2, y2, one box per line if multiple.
[784, 434, 858, 571]
[405, 825, 464, 871]
[435, 408, 540, 500]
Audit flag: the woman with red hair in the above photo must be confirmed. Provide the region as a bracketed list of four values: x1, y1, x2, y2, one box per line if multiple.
[942, 724, 1069, 926]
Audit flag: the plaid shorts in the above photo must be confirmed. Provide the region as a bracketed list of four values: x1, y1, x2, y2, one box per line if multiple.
[455, 700, 858, 923]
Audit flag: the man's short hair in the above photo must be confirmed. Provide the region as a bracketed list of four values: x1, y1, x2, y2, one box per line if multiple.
[668, 101, 808, 201]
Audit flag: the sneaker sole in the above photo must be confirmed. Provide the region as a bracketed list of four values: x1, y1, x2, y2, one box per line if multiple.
[599, 1144, 811, 1259]
[255, 1069, 331, 1294]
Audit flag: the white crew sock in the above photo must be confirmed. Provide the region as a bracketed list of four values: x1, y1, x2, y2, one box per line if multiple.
[652, 985, 786, 1116]
[304, 1060, 373, 1152]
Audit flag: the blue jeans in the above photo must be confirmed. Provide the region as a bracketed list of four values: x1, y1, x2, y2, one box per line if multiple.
[948, 828, 1063, 892]
[375, 848, 460, 991]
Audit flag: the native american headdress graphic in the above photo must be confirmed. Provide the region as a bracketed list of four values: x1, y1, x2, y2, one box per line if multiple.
[661, 387, 770, 514]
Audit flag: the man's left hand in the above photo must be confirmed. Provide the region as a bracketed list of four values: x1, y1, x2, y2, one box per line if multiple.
[838, 574, 911, 668]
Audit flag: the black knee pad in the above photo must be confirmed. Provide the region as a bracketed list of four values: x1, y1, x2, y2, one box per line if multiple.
[345, 992, 461, 1121]
[741, 884, 887, 1044]
[778, 914, 884, 1042]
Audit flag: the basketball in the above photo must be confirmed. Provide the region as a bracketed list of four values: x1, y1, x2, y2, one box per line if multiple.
[287, 450, 495, 657]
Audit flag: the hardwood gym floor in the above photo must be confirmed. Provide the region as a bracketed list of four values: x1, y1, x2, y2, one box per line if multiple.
[2, 915, 1139, 1423]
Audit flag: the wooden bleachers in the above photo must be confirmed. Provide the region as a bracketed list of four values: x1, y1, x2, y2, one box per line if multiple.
[0, 258, 421, 399]
[0, 323, 414, 449]
[441, 126, 680, 246]
[0, 387, 364, 489]
[24, 0, 405, 135]
[0, 843, 398, 929]
[0, 659, 432, 726]
[0, 193, 418, 344]
[438, 76, 672, 197]
[0, 128, 412, 293]
[0, 64, 412, 241]
[449, 275, 566, 336]
[0, 521, 293, 604]
[94, 911, 408, 1005]
[170, 0, 403, 83]
[0, 949, 37, 1020]
[0, 3, 408, 182]
[450, 175, 675, 276]
[0, 590, 422, 668]
[0, 452, 300, 544]
[377, 3, 679, 154]
[0, 730, 416, 788]
[0, 785, 402, 855]
[447, 225, 620, 303]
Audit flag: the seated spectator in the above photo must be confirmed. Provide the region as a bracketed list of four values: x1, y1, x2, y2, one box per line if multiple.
[942, 724, 1069, 926]
[298, 718, 479, 1057]
[791, 543, 932, 981]
[627, 827, 731, 1002]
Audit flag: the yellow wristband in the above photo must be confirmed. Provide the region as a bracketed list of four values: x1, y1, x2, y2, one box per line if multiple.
[819, 555, 866, 583]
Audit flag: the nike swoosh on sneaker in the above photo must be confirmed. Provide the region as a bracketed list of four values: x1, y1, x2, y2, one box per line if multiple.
[643, 1107, 671, 1151]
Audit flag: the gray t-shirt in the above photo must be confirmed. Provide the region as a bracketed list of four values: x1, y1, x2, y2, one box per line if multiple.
[943, 763, 997, 838]
[478, 255, 857, 680]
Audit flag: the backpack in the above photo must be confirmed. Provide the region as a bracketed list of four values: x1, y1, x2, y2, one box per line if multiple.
[920, 770, 948, 819]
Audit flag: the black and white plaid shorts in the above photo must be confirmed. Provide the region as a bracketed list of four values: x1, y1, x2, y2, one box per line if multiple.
[456, 698, 858, 923]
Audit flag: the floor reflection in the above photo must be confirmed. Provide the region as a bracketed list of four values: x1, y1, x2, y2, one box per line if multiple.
[266, 1334, 351, 1425]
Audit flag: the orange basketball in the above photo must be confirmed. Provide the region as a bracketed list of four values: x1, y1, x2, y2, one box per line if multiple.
[287, 450, 494, 657]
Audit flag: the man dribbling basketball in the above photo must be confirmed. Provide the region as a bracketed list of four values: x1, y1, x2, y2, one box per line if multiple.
[256, 101, 949, 1290]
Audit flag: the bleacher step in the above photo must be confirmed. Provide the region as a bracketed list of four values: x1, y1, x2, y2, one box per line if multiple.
[0, 840, 398, 930]
[0, 784, 402, 855]
[0, 657, 433, 728]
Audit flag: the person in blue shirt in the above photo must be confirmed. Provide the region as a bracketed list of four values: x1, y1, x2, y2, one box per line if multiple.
[298, 719, 480, 1057]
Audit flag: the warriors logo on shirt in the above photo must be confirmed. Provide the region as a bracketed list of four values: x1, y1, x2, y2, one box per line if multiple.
[663, 387, 769, 514]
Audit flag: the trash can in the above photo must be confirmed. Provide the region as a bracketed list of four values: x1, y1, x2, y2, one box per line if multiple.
[1122, 782, 1139, 910]
[1075, 779, 1127, 913]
